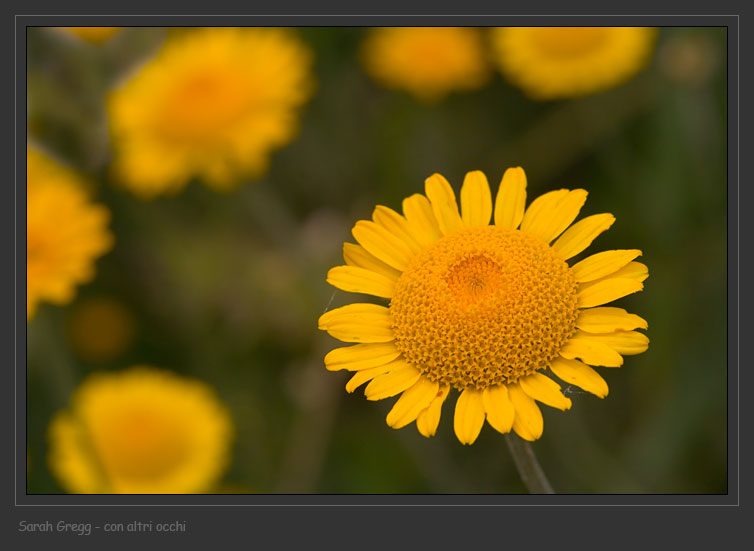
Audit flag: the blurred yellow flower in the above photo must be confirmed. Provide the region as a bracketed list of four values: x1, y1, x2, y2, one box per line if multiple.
[657, 32, 718, 87]
[67, 296, 136, 362]
[61, 27, 122, 44]
[491, 27, 657, 100]
[48, 367, 233, 494]
[320, 167, 648, 444]
[107, 27, 314, 198]
[27, 147, 113, 320]
[361, 27, 490, 102]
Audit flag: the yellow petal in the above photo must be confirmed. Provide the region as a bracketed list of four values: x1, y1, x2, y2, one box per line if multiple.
[581, 330, 649, 355]
[520, 190, 568, 233]
[578, 278, 644, 308]
[494, 166, 527, 229]
[401, 193, 442, 246]
[425, 173, 463, 235]
[352, 220, 414, 272]
[549, 357, 608, 398]
[552, 214, 616, 260]
[318, 303, 388, 328]
[416, 384, 449, 437]
[372, 205, 422, 254]
[520, 189, 587, 244]
[511, 418, 536, 441]
[482, 385, 514, 434]
[519, 372, 572, 411]
[386, 376, 439, 429]
[559, 333, 624, 367]
[318, 303, 394, 343]
[571, 249, 642, 283]
[508, 383, 543, 441]
[345, 362, 395, 393]
[460, 170, 492, 227]
[453, 388, 485, 445]
[324, 342, 401, 372]
[607, 261, 649, 283]
[326, 265, 396, 299]
[364, 361, 421, 401]
[343, 242, 401, 282]
[576, 307, 648, 333]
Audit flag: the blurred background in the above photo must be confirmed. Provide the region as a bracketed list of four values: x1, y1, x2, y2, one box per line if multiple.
[26, 26, 727, 494]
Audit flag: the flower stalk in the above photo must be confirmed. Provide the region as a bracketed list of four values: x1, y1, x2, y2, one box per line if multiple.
[505, 433, 554, 494]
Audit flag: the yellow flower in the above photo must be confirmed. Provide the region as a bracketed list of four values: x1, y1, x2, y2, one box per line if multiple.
[61, 27, 122, 44]
[361, 27, 490, 102]
[27, 147, 113, 320]
[48, 367, 233, 494]
[319, 168, 648, 444]
[67, 296, 136, 362]
[490, 27, 657, 100]
[107, 27, 314, 198]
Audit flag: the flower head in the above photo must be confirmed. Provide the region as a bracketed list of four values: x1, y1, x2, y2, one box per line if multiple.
[61, 27, 122, 44]
[107, 27, 314, 198]
[48, 367, 233, 494]
[319, 168, 648, 444]
[27, 147, 113, 320]
[67, 296, 136, 362]
[491, 27, 657, 100]
[361, 27, 490, 102]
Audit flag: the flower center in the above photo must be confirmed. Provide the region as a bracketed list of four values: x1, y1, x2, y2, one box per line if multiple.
[529, 27, 609, 59]
[26, 226, 56, 281]
[406, 32, 455, 74]
[390, 226, 579, 390]
[155, 67, 254, 142]
[26, 228, 47, 267]
[95, 406, 190, 482]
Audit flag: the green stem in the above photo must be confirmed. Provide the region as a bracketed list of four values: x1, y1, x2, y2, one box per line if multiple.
[505, 434, 554, 494]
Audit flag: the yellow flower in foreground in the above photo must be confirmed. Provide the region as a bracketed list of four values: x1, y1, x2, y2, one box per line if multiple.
[361, 27, 490, 102]
[319, 168, 648, 444]
[48, 367, 233, 494]
[491, 27, 657, 100]
[108, 27, 314, 198]
[61, 27, 122, 44]
[27, 147, 113, 320]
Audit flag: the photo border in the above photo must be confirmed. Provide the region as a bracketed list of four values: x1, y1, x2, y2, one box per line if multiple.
[7, 6, 743, 545]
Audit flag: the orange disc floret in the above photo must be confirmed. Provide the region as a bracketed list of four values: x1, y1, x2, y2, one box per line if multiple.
[390, 226, 579, 389]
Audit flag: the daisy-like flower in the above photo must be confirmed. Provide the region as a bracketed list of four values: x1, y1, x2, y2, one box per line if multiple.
[48, 367, 233, 494]
[107, 27, 314, 198]
[60, 27, 122, 44]
[361, 27, 490, 102]
[490, 27, 657, 100]
[319, 168, 648, 444]
[67, 296, 136, 362]
[27, 147, 113, 320]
